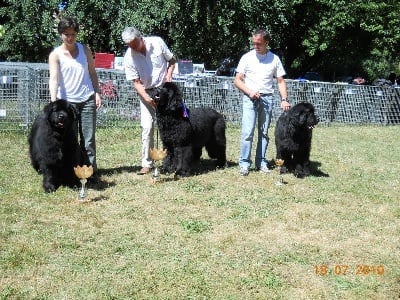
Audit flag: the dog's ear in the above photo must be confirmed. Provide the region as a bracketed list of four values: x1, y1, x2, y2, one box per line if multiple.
[167, 93, 181, 112]
[164, 82, 182, 97]
[43, 101, 58, 120]
[287, 117, 297, 135]
[67, 102, 78, 120]
[161, 82, 183, 111]
[43, 102, 53, 117]
[299, 111, 308, 125]
[167, 87, 175, 100]
[148, 87, 161, 100]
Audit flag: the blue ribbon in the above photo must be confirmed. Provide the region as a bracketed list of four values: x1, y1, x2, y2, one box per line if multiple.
[181, 102, 190, 118]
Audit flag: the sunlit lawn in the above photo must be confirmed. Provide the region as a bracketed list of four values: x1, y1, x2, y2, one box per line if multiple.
[0, 124, 399, 299]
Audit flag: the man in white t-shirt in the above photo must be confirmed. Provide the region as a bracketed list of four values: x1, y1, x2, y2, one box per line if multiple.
[234, 29, 290, 176]
[122, 27, 176, 175]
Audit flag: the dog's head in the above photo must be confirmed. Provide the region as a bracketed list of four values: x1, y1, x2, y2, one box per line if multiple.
[152, 82, 184, 114]
[44, 99, 77, 130]
[290, 102, 319, 129]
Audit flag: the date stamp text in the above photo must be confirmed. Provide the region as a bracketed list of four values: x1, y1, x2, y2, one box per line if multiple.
[314, 265, 385, 276]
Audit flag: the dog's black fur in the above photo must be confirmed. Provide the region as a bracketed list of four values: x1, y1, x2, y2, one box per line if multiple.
[28, 100, 89, 192]
[274, 102, 319, 178]
[151, 82, 226, 176]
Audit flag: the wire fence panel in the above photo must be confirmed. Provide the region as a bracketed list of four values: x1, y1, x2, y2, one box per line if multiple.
[96, 69, 141, 127]
[0, 64, 35, 130]
[1, 62, 399, 131]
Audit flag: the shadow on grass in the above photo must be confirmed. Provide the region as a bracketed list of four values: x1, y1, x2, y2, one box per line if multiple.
[86, 177, 116, 192]
[97, 160, 238, 178]
[89, 194, 110, 202]
[269, 159, 329, 178]
[97, 165, 140, 176]
[85, 168, 130, 192]
[309, 161, 329, 177]
[192, 159, 237, 175]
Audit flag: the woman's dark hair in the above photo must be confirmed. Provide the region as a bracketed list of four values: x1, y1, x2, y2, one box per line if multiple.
[57, 17, 80, 34]
[252, 29, 271, 42]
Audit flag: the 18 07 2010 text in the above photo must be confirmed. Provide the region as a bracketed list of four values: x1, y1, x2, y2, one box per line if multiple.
[314, 265, 385, 276]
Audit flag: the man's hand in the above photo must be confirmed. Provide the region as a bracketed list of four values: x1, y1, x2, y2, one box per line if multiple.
[145, 96, 156, 108]
[248, 90, 260, 100]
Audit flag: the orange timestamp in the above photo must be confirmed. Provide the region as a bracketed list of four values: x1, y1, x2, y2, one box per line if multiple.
[314, 264, 385, 276]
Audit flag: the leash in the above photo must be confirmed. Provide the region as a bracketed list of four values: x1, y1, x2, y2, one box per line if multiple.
[155, 121, 159, 149]
[146, 87, 161, 150]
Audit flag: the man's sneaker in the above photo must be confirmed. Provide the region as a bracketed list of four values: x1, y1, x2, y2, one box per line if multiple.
[239, 167, 249, 176]
[258, 165, 271, 174]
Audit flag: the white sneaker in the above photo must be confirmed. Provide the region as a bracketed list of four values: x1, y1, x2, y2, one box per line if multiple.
[258, 165, 271, 174]
[239, 167, 249, 176]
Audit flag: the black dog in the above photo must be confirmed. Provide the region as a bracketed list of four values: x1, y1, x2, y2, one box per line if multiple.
[28, 100, 89, 192]
[151, 82, 226, 176]
[274, 102, 319, 178]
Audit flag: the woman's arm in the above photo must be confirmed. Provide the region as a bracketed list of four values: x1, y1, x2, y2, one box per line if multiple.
[48, 50, 59, 102]
[84, 45, 102, 108]
[165, 57, 176, 82]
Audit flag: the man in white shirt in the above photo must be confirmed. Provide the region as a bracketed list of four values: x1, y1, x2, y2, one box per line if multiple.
[234, 29, 290, 176]
[122, 27, 176, 175]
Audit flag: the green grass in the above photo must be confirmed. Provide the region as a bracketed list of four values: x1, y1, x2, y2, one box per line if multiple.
[0, 124, 399, 299]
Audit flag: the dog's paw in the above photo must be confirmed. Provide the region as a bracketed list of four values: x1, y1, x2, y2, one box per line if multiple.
[293, 164, 303, 178]
[160, 165, 175, 174]
[294, 168, 307, 178]
[216, 160, 227, 169]
[175, 169, 192, 177]
[302, 167, 311, 177]
[43, 183, 56, 193]
[294, 171, 304, 178]
[280, 166, 289, 174]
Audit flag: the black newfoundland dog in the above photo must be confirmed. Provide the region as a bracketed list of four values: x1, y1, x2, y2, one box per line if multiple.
[28, 100, 89, 192]
[274, 102, 319, 178]
[150, 82, 226, 176]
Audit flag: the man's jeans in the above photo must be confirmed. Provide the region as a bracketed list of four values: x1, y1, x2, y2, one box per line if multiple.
[239, 94, 274, 169]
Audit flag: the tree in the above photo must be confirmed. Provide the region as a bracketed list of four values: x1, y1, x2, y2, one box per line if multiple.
[286, 0, 400, 81]
[0, 0, 398, 81]
[0, 0, 57, 61]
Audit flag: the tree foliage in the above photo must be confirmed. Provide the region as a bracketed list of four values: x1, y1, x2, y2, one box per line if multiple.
[0, 0, 56, 61]
[290, 0, 400, 80]
[0, 0, 399, 81]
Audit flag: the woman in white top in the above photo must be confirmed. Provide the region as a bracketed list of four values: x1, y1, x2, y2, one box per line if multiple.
[48, 17, 101, 178]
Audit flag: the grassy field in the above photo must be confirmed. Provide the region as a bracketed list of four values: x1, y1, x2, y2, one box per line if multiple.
[0, 124, 399, 299]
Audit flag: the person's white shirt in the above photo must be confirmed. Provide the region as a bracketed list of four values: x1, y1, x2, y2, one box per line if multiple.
[123, 36, 174, 89]
[236, 49, 286, 94]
